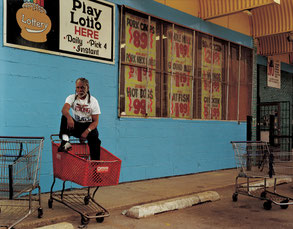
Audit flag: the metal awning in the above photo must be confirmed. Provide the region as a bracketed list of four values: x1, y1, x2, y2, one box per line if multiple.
[199, 0, 293, 56]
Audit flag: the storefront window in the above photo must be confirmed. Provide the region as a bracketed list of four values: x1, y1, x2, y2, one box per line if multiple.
[119, 7, 252, 121]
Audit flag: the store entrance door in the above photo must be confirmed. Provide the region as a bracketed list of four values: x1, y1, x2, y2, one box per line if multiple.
[258, 101, 291, 152]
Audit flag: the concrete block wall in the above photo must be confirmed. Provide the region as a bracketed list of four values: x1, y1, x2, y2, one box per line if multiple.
[0, 0, 251, 192]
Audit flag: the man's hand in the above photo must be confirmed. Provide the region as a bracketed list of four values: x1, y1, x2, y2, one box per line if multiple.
[79, 138, 86, 144]
[67, 117, 75, 129]
[62, 103, 75, 129]
[81, 130, 89, 140]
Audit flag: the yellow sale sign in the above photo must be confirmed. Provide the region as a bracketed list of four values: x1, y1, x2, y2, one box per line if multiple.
[166, 26, 193, 119]
[124, 13, 156, 116]
[201, 38, 222, 120]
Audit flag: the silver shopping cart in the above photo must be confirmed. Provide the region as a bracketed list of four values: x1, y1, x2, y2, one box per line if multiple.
[0, 136, 44, 229]
[231, 141, 293, 210]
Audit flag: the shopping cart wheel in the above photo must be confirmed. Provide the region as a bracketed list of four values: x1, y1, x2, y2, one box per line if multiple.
[38, 208, 43, 218]
[263, 201, 272, 210]
[232, 193, 238, 202]
[48, 199, 53, 208]
[96, 212, 105, 223]
[81, 216, 90, 225]
[84, 196, 90, 205]
[260, 191, 266, 198]
[280, 199, 289, 209]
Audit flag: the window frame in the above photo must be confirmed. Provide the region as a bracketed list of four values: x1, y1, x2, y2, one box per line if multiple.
[118, 5, 253, 122]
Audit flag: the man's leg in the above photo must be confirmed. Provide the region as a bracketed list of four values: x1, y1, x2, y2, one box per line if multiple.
[87, 130, 102, 183]
[87, 129, 101, 160]
[59, 116, 70, 139]
[58, 116, 72, 151]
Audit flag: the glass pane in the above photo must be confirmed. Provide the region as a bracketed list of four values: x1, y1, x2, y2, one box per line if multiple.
[165, 25, 193, 119]
[199, 34, 213, 119]
[168, 73, 193, 118]
[239, 46, 253, 120]
[228, 44, 239, 120]
[197, 34, 227, 120]
[124, 12, 153, 68]
[123, 66, 156, 117]
[211, 39, 224, 120]
[120, 10, 159, 117]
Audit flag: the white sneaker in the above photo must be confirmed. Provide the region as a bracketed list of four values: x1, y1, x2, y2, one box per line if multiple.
[58, 140, 72, 152]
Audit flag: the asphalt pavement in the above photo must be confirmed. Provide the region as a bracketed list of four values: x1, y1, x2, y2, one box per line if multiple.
[9, 168, 292, 228]
[14, 169, 239, 228]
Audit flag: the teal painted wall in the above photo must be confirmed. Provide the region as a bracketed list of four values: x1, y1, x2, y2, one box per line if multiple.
[0, 0, 251, 192]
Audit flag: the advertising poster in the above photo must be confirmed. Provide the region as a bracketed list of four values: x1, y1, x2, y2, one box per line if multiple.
[167, 26, 193, 119]
[267, 57, 281, 89]
[201, 37, 222, 120]
[124, 13, 156, 117]
[125, 67, 156, 116]
[4, 0, 115, 64]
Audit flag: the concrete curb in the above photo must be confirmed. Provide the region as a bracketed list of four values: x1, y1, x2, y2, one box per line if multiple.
[35, 222, 74, 229]
[122, 191, 220, 219]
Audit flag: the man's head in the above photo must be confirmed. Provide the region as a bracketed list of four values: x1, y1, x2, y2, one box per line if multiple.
[75, 77, 89, 100]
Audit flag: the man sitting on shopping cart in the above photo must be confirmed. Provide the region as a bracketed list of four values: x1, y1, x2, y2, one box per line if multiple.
[58, 77, 101, 160]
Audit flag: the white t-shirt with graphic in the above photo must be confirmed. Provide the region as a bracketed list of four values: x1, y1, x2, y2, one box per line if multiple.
[65, 94, 101, 123]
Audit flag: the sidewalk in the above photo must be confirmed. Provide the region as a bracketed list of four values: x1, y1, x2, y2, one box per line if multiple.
[17, 169, 239, 228]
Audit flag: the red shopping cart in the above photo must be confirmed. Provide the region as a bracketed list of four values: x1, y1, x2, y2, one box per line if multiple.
[48, 134, 121, 225]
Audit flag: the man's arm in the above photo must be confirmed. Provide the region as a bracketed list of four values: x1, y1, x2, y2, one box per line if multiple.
[81, 114, 99, 139]
[62, 103, 74, 129]
[88, 114, 99, 130]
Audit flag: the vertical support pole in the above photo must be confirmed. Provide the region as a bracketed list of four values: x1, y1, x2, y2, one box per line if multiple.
[209, 37, 214, 119]
[117, 6, 123, 117]
[145, 15, 151, 116]
[247, 115, 252, 141]
[226, 42, 230, 120]
[237, 46, 241, 122]
[256, 65, 261, 141]
[269, 114, 275, 146]
[191, 30, 195, 119]
[160, 23, 164, 117]
[9, 164, 13, 199]
[169, 24, 175, 118]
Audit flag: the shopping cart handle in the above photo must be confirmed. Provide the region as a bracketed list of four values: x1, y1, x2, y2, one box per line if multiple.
[230, 141, 267, 144]
[1, 142, 24, 162]
[50, 134, 59, 142]
[0, 136, 44, 140]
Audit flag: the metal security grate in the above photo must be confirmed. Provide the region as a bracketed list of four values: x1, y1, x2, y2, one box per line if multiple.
[259, 101, 291, 152]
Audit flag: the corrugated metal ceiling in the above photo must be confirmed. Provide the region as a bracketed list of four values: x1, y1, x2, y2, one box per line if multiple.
[199, 0, 293, 56]
[199, 0, 279, 20]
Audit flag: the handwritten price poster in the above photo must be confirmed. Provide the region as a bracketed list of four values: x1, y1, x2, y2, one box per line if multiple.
[201, 37, 222, 120]
[124, 13, 156, 116]
[125, 66, 156, 116]
[167, 26, 193, 119]
[125, 13, 156, 67]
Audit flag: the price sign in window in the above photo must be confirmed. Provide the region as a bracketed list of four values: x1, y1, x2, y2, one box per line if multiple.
[124, 13, 156, 117]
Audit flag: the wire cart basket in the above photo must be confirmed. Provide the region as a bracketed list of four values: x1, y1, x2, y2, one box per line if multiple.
[49, 134, 121, 225]
[0, 136, 44, 229]
[231, 141, 293, 210]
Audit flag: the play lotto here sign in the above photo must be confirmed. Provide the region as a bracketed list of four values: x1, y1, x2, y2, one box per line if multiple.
[4, 0, 115, 64]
